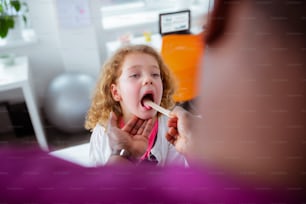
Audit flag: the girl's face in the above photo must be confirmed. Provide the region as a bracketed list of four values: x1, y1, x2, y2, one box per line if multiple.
[111, 53, 163, 122]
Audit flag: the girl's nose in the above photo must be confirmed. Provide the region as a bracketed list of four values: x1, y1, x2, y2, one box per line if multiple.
[144, 75, 153, 85]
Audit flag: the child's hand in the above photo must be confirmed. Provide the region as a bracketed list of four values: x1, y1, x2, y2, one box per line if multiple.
[107, 112, 153, 160]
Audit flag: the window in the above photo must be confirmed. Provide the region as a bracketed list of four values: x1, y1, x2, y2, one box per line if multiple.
[101, 0, 211, 30]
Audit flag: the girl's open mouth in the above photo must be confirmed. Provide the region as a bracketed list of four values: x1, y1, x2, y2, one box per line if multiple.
[141, 93, 154, 110]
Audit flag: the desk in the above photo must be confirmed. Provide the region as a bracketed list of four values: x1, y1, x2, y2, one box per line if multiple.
[50, 143, 94, 167]
[0, 56, 48, 151]
[106, 34, 162, 57]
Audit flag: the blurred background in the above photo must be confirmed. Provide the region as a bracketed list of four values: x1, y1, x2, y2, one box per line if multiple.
[0, 0, 212, 151]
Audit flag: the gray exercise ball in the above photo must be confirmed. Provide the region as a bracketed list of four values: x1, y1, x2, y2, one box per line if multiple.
[44, 72, 95, 133]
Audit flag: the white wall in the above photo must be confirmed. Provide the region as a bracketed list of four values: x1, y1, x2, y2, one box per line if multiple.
[0, 0, 103, 107]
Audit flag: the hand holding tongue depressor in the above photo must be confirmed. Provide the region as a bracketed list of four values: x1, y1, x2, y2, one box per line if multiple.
[143, 99, 171, 117]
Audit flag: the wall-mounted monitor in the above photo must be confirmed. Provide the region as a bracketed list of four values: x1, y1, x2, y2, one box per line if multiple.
[159, 10, 191, 36]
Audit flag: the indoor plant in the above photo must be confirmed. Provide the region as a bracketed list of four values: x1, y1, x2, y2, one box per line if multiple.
[0, 0, 28, 38]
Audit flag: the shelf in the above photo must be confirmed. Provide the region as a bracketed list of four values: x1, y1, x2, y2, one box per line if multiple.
[106, 34, 162, 57]
[0, 29, 38, 50]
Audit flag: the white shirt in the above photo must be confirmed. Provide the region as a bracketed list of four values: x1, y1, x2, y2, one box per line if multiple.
[89, 115, 187, 167]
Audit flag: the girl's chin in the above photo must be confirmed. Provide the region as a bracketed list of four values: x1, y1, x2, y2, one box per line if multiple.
[137, 111, 156, 120]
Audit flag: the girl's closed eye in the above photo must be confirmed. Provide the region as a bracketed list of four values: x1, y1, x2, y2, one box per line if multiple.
[152, 73, 161, 78]
[129, 73, 140, 78]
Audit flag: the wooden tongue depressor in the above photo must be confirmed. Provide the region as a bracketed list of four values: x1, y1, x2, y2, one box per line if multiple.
[143, 100, 171, 117]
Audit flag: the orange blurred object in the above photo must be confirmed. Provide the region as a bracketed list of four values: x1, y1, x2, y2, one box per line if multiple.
[161, 33, 205, 102]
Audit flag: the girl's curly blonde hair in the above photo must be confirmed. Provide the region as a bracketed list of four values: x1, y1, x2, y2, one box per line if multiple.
[85, 44, 177, 131]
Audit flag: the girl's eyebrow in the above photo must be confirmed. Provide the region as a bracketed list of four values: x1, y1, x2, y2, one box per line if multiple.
[126, 65, 141, 70]
[127, 65, 159, 70]
[150, 65, 159, 70]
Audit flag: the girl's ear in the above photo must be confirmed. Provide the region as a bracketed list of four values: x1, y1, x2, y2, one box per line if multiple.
[111, 84, 121, 101]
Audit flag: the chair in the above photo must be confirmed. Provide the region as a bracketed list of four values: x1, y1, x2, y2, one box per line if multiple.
[161, 32, 205, 103]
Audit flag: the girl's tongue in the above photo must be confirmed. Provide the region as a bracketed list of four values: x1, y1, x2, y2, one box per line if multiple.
[141, 94, 153, 110]
[143, 99, 152, 110]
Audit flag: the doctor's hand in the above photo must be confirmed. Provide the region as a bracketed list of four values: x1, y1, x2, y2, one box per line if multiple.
[107, 112, 153, 160]
[166, 106, 194, 156]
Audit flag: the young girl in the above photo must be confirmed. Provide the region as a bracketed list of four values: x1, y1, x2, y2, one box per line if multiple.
[85, 44, 186, 166]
